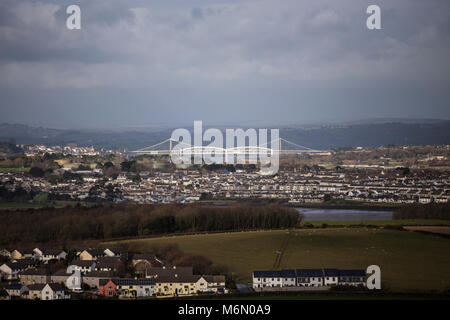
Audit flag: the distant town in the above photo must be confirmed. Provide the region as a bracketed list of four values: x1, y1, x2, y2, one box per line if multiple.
[0, 143, 448, 206]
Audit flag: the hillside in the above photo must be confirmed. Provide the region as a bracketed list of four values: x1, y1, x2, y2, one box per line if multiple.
[0, 120, 449, 150]
[104, 228, 450, 292]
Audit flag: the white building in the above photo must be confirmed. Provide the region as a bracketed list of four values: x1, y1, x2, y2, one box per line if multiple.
[252, 270, 296, 289]
[323, 269, 340, 286]
[296, 269, 324, 287]
[338, 270, 366, 287]
[33, 248, 67, 263]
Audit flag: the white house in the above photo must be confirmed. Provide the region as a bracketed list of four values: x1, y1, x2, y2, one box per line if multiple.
[280, 270, 296, 287]
[115, 278, 156, 298]
[103, 248, 126, 258]
[134, 279, 156, 297]
[323, 269, 340, 286]
[338, 270, 366, 287]
[41, 283, 69, 300]
[70, 260, 96, 274]
[253, 268, 367, 290]
[296, 269, 324, 287]
[253, 270, 283, 289]
[33, 248, 67, 263]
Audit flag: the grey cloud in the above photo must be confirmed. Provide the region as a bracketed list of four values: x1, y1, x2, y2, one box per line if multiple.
[0, 0, 449, 126]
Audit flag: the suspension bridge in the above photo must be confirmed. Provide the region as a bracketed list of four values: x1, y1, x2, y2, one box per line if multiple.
[130, 137, 328, 156]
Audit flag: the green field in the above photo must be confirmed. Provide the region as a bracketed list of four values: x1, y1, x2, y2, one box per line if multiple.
[105, 228, 450, 292]
[0, 167, 28, 172]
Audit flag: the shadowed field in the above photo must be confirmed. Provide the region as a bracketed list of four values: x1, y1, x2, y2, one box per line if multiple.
[104, 228, 450, 292]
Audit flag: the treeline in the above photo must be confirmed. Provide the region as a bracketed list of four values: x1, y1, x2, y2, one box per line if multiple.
[0, 204, 300, 245]
[393, 203, 450, 220]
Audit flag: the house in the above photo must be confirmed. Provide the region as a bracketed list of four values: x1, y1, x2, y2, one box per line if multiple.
[19, 268, 50, 285]
[132, 254, 164, 276]
[33, 248, 67, 263]
[5, 283, 28, 297]
[10, 249, 34, 260]
[145, 266, 193, 279]
[0, 260, 34, 280]
[280, 269, 296, 287]
[338, 270, 366, 287]
[252, 270, 284, 288]
[115, 278, 156, 298]
[155, 275, 204, 296]
[132, 254, 164, 267]
[103, 248, 127, 260]
[132, 278, 156, 298]
[98, 279, 117, 297]
[50, 269, 71, 285]
[70, 260, 96, 274]
[0, 249, 11, 259]
[78, 249, 105, 261]
[83, 271, 113, 289]
[26, 283, 46, 300]
[94, 257, 122, 273]
[41, 283, 68, 300]
[296, 269, 324, 287]
[323, 268, 340, 286]
[201, 275, 227, 293]
[0, 263, 19, 280]
[253, 268, 367, 289]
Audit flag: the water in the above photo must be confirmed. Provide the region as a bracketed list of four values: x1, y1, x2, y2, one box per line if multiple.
[296, 208, 393, 221]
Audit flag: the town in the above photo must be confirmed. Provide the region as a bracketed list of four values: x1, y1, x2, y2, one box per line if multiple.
[1, 144, 448, 205]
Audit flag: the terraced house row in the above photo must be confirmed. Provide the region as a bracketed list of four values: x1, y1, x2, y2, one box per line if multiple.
[252, 268, 366, 290]
[99, 274, 227, 298]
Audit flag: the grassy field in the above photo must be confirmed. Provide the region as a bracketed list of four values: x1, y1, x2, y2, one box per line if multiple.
[105, 228, 450, 293]
[0, 167, 28, 172]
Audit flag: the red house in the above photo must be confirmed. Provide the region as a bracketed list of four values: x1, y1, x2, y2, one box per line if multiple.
[98, 279, 117, 297]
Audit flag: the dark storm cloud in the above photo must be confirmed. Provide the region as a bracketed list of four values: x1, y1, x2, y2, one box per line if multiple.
[0, 0, 449, 127]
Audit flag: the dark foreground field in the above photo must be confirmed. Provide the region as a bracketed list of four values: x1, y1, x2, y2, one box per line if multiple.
[105, 228, 450, 293]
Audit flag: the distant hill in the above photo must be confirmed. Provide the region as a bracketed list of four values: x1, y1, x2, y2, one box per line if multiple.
[0, 123, 172, 151]
[0, 120, 449, 150]
[280, 120, 450, 149]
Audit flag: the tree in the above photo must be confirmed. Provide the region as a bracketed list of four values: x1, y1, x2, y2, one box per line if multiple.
[29, 166, 45, 177]
[33, 192, 49, 205]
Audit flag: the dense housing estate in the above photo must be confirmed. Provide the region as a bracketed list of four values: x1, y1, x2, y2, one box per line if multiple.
[2, 165, 448, 204]
[0, 247, 227, 300]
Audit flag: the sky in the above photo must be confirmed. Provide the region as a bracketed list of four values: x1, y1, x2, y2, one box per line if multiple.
[0, 0, 449, 129]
